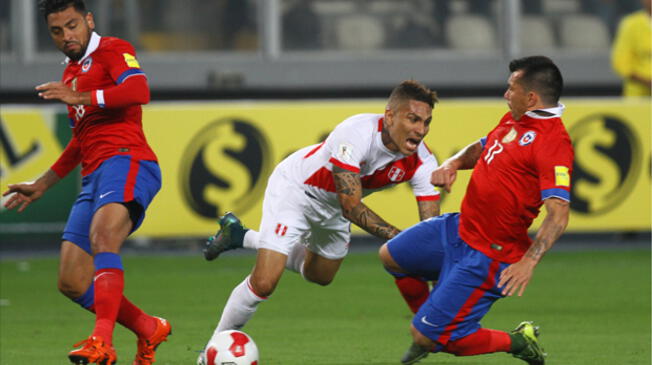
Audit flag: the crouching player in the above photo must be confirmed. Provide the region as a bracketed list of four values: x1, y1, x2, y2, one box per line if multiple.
[380, 56, 573, 365]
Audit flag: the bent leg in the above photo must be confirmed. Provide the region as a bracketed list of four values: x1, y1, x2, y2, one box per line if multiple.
[214, 248, 287, 334]
[59, 241, 95, 307]
[302, 250, 343, 286]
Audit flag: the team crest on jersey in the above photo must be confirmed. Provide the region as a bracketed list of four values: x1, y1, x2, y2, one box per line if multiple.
[388, 166, 405, 182]
[519, 131, 536, 146]
[81, 57, 93, 72]
[501, 127, 517, 143]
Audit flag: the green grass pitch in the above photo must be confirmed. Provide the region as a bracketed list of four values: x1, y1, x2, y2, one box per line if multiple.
[0, 249, 649, 364]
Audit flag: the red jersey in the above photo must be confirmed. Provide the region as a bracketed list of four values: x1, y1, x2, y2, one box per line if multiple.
[459, 105, 574, 263]
[51, 32, 157, 177]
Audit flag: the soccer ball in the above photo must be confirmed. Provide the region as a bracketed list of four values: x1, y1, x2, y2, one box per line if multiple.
[197, 330, 259, 365]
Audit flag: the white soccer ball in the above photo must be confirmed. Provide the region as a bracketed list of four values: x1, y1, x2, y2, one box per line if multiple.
[198, 330, 259, 365]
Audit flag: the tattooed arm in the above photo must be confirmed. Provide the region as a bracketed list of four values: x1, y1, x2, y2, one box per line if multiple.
[332, 165, 401, 240]
[497, 197, 570, 297]
[417, 199, 440, 221]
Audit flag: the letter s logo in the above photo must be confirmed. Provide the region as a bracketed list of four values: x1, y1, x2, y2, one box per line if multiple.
[180, 118, 272, 219]
[569, 114, 641, 215]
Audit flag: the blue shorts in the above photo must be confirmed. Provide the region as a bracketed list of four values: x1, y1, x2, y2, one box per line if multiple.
[410, 213, 509, 347]
[386, 215, 448, 281]
[62, 155, 161, 255]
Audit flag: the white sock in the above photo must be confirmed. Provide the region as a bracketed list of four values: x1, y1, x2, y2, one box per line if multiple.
[285, 242, 306, 276]
[242, 230, 260, 249]
[213, 275, 267, 334]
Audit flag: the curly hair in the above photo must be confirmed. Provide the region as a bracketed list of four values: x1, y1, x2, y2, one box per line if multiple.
[38, 0, 87, 19]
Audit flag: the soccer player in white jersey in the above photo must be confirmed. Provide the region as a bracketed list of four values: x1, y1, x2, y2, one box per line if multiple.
[200, 80, 440, 347]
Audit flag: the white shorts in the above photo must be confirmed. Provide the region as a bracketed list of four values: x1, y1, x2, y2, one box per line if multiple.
[258, 162, 351, 260]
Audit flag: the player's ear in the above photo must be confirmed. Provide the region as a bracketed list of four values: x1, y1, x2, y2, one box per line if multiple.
[384, 106, 393, 126]
[527, 91, 539, 109]
[85, 11, 95, 30]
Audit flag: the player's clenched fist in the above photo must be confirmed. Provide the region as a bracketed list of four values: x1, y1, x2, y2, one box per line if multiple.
[430, 162, 458, 193]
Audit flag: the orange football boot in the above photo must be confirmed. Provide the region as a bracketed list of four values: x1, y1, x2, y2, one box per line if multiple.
[68, 336, 117, 365]
[133, 316, 172, 365]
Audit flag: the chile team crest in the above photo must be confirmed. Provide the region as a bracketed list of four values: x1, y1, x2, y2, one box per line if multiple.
[82, 57, 93, 72]
[519, 131, 536, 146]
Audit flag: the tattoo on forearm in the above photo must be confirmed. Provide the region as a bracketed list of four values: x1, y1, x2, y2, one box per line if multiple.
[350, 204, 400, 239]
[417, 200, 440, 220]
[332, 167, 399, 239]
[526, 212, 567, 261]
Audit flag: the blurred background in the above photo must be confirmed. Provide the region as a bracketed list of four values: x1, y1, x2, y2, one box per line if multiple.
[0, 0, 650, 252]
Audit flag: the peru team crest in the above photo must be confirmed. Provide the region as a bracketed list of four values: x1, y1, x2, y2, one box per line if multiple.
[388, 166, 405, 182]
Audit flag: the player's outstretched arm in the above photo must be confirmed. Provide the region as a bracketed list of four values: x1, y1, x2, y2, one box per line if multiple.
[498, 197, 570, 296]
[2, 169, 61, 213]
[332, 166, 401, 240]
[431, 140, 483, 193]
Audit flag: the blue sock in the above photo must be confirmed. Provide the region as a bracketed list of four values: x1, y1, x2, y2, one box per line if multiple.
[94, 252, 123, 271]
[73, 283, 95, 309]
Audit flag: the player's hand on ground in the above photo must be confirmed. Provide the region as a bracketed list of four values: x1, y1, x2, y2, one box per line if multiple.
[430, 163, 457, 193]
[498, 258, 537, 297]
[2, 182, 46, 213]
[36, 81, 84, 105]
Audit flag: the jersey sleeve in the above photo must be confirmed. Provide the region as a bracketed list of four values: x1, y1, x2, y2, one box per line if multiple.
[534, 125, 574, 202]
[409, 144, 440, 201]
[327, 120, 370, 173]
[51, 136, 82, 178]
[90, 40, 149, 108]
[105, 40, 146, 85]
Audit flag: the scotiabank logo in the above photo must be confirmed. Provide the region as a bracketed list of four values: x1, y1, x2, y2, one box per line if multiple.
[569, 114, 641, 215]
[180, 118, 272, 219]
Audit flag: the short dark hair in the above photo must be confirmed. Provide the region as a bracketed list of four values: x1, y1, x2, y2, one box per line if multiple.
[39, 0, 87, 19]
[388, 80, 439, 110]
[509, 56, 563, 105]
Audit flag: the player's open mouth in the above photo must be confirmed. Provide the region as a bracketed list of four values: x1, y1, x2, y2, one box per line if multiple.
[406, 138, 420, 150]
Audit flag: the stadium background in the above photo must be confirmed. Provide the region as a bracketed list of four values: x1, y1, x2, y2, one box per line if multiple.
[0, 1, 650, 364]
[1, 0, 650, 245]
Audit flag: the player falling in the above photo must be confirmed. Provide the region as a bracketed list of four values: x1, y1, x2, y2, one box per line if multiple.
[199, 80, 441, 357]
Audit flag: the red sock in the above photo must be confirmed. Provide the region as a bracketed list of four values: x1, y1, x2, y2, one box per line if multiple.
[116, 296, 157, 338]
[83, 296, 157, 339]
[444, 329, 511, 356]
[92, 268, 124, 345]
[395, 276, 430, 314]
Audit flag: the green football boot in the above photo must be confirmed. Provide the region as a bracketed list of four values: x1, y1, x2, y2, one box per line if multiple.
[400, 343, 429, 365]
[203, 212, 248, 261]
[511, 321, 546, 365]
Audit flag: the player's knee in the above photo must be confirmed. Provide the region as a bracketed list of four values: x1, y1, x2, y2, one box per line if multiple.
[249, 277, 278, 298]
[411, 324, 435, 349]
[89, 228, 120, 254]
[305, 273, 334, 286]
[379, 244, 402, 273]
[58, 278, 85, 299]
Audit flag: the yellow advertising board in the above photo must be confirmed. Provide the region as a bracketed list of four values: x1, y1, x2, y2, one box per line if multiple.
[138, 99, 651, 237]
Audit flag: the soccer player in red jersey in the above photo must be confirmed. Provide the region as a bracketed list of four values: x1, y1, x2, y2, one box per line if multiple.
[380, 56, 573, 365]
[2, 1, 170, 364]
